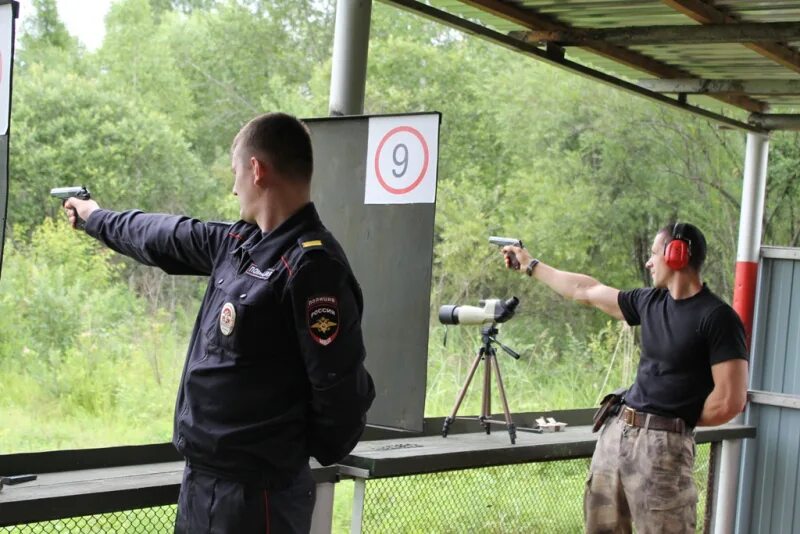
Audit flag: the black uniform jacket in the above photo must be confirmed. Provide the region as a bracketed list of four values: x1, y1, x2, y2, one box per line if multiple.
[85, 202, 375, 485]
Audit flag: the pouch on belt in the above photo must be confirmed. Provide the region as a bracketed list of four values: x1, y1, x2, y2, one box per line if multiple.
[592, 387, 627, 432]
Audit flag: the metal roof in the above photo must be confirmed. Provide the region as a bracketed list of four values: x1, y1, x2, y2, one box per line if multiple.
[383, 0, 800, 131]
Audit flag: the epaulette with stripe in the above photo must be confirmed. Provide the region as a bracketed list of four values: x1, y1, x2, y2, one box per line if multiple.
[282, 232, 329, 270]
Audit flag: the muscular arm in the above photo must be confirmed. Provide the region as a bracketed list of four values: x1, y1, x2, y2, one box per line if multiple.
[696, 359, 749, 426]
[502, 245, 623, 320]
[532, 263, 624, 320]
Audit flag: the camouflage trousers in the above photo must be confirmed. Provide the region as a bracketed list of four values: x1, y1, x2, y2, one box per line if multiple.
[584, 410, 697, 534]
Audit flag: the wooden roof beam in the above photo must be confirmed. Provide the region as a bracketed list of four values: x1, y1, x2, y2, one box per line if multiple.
[638, 78, 800, 95]
[461, 0, 767, 112]
[748, 113, 800, 131]
[662, 0, 800, 75]
[381, 0, 765, 132]
[516, 22, 800, 47]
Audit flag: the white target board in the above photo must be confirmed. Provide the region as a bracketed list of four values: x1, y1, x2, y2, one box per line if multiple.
[0, 2, 13, 136]
[364, 114, 439, 204]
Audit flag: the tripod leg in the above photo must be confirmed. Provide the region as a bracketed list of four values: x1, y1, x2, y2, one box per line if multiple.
[490, 354, 517, 445]
[481, 350, 492, 435]
[443, 350, 483, 438]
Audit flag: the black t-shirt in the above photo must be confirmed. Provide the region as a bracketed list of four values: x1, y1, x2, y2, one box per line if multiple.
[618, 284, 747, 427]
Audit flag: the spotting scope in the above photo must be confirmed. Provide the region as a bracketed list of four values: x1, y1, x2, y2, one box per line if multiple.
[438, 297, 519, 326]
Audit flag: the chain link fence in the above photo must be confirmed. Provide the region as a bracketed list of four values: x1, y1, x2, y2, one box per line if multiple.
[0, 506, 176, 534]
[358, 444, 712, 533]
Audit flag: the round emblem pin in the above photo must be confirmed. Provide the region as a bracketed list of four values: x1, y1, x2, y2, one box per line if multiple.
[220, 302, 236, 336]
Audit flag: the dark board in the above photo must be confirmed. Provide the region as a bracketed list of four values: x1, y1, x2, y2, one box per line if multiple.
[306, 113, 440, 431]
[0, 135, 7, 279]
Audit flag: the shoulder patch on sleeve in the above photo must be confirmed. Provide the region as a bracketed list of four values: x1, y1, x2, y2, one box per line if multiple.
[307, 296, 339, 346]
[301, 239, 323, 249]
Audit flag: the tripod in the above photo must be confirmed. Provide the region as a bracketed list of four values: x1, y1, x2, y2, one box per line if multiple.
[442, 323, 528, 444]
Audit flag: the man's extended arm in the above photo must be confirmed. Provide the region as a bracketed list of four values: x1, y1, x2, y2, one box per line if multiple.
[503, 245, 624, 320]
[65, 197, 224, 276]
[697, 359, 749, 426]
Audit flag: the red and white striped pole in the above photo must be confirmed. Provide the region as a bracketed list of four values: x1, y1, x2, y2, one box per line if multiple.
[733, 132, 770, 348]
[713, 131, 769, 534]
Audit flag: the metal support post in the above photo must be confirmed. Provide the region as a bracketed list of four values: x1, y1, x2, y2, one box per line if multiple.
[310, 482, 336, 534]
[711, 131, 769, 534]
[329, 0, 372, 116]
[733, 132, 770, 347]
[350, 477, 367, 534]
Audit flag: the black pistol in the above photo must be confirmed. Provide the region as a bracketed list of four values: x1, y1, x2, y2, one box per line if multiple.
[50, 186, 91, 229]
[489, 236, 524, 270]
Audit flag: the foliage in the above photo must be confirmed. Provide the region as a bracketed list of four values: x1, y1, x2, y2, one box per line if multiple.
[97, 0, 196, 131]
[18, 0, 78, 55]
[763, 132, 800, 246]
[9, 63, 217, 228]
[0, 220, 184, 451]
[157, 0, 335, 163]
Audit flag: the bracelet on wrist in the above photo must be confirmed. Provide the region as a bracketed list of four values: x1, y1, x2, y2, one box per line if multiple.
[525, 258, 540, 276]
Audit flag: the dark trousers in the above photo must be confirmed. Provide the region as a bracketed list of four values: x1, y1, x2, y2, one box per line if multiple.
[174, 464, 316, 534]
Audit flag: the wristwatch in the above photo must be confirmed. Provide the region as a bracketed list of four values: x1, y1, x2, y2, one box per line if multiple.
[525, 258, 540, 277]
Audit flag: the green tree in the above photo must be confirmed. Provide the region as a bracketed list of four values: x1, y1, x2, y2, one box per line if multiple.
[96, 0, 196, 131]
[19, 0, 76, 51]
[763, 132, 800, 246]
[15, 0, 84, 76]
[160, 0, 334, 163]
[9, 62, 217, 229]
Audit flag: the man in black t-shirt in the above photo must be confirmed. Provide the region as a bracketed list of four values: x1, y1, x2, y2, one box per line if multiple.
[501, 223, 747, 534]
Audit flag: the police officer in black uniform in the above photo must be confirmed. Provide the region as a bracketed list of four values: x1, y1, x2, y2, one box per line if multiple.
[65, 112, 376, 533]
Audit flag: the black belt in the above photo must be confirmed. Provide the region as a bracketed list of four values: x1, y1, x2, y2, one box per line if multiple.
[619, 406, 688, 434]
[185, 459, 303, 490]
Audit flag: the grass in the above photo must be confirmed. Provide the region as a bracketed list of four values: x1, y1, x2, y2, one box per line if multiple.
[3, 318, 718, 533]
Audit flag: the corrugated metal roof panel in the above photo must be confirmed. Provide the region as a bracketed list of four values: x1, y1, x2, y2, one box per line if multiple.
[424, 0, 800, 118]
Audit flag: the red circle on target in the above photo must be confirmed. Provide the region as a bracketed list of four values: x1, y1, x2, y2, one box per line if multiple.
[374, 126, 429, 195]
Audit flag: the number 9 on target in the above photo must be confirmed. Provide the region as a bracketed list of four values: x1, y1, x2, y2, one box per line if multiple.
[364, 114, 440, 205]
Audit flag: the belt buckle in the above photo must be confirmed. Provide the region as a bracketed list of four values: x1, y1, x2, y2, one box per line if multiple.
[623, 406, 636, 426]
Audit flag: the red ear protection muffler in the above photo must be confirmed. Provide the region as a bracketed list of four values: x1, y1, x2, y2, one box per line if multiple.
[664, 223, 690, 270]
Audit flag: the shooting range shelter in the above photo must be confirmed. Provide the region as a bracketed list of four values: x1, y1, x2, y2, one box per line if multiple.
[1, 1, 800, 533]
[327, 2, 800, 532]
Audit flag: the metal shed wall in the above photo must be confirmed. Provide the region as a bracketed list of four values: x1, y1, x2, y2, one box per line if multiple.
[736, 247, 800, 534]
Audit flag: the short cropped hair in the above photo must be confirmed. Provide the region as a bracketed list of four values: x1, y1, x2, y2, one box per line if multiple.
[659, 222, 707, 272]
[233, 112, 313, 182]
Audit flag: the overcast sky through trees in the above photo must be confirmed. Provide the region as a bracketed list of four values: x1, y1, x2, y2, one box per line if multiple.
[18, 0, 111, 50]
